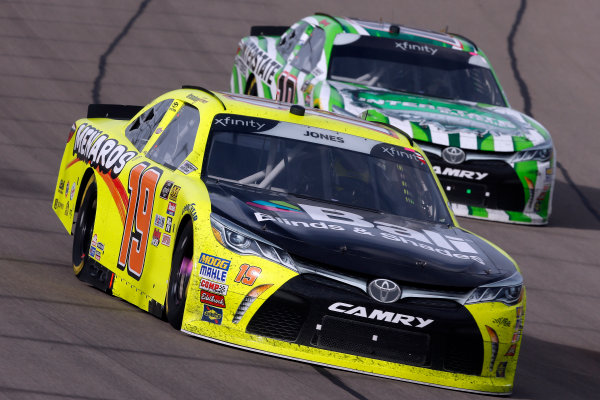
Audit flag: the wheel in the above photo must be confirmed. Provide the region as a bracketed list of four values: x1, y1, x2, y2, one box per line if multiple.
[245, 76, 258, 96]
[72, 176, 97, 276]
[166, 222, 194, 330]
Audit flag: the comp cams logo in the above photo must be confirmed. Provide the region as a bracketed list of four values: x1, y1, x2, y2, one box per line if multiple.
[72, 123, 136, 178]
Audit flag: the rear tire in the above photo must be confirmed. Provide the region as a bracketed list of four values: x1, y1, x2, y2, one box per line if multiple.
[72, 176, 96, 277]
[166, 222, 194, 330]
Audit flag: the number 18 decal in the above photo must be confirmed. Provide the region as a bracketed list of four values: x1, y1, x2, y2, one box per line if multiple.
[118, 162, 163, 279]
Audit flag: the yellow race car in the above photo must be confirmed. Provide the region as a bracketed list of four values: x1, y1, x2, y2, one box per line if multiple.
[53, 87, 525, 395]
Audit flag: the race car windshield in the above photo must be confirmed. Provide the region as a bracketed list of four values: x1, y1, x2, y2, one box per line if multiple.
[328, 36, 506, 106]
[204, 115, 451, 224]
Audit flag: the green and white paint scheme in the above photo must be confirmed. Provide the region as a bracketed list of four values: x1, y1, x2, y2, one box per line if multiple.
[231, 14, 555, 225]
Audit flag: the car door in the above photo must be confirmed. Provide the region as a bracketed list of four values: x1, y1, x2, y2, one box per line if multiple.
[116, 99, 201, 309]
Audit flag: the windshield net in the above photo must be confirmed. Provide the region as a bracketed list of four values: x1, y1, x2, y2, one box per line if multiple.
[329, 36, 506, 106]
[204, 115, 451, 224]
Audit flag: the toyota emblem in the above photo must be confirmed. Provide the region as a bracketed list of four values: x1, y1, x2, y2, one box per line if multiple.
[368, 279, 402, 303]
[442, 146, 466, 164]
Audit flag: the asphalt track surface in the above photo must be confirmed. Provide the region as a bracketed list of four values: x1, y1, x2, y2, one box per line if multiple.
[1, 0, 599, 399]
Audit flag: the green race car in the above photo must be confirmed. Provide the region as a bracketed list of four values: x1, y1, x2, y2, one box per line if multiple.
[231, 14, 555, 225]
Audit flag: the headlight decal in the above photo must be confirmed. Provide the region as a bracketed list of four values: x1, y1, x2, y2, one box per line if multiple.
[486, 325, 499, 372]
[232, 284, 273, 324]
[505, 305, 525, 357]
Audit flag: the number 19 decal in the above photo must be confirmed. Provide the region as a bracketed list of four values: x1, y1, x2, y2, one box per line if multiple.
[118, 162, 163, 279]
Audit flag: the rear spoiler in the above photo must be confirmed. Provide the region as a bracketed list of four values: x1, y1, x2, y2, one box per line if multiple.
[87, 104, 143, 120]
[250, 25, 288, 36]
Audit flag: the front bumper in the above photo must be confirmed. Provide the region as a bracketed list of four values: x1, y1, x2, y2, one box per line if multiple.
[182, 256, 526, 394]
[420, 143, 555, 225]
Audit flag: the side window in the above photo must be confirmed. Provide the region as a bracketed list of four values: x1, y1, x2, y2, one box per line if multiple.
[276, 21, 308, 61]
[291, 27, 325, 72]
[126, 99, 172, 151]
[146, 104, 199, 169]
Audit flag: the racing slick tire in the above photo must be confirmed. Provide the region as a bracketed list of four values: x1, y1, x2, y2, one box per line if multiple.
[72, 176, 97, 277]
[166, 221, 194, 330]
[245, 76, 258, 96]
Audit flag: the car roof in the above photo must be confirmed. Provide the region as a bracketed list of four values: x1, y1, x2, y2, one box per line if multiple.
[159, 87, 415, 149]
[308, 14, 478, 54]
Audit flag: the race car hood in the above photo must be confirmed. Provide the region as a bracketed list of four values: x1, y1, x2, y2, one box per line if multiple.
[207, 181, 517, 288]
[328, 81, 551, 152]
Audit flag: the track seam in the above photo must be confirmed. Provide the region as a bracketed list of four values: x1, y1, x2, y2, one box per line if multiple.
[508, 0, 600, 222]
[91, 0, 152, 103]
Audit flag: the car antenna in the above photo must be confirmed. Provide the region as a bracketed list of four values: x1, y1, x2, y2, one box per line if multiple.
[181, 85, 227, 110]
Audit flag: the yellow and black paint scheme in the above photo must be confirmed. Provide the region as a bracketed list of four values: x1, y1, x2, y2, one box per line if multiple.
[53, 87, 525, 395]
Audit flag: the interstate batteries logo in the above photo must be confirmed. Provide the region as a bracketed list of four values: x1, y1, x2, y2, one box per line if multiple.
[198, 253, 230, 283]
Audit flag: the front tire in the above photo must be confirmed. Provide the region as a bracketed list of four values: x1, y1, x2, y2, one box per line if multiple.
[72, 176, 97, 277]
[166, 222, 194, 330]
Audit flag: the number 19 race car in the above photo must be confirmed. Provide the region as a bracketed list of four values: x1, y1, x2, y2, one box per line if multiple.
[231, 14, 555, 224]
[53, 87, 525, 394]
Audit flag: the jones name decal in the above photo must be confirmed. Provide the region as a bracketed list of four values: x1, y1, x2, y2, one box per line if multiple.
[73, 123, 136, 178]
